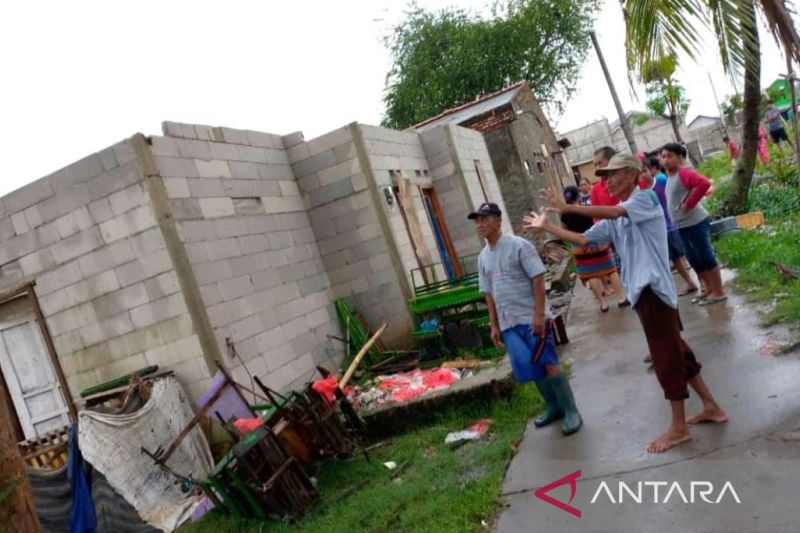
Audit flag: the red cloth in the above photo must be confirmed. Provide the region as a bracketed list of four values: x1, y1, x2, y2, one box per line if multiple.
[589, 179, 619, 222]
[377, 368, 460, 403]
[312, 375, 339, 404]
[233, 418, 263, 436]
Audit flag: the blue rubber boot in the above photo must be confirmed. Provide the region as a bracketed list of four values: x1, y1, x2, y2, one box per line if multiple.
[533, 379, 564, 428]
[548, 374, 583, 435]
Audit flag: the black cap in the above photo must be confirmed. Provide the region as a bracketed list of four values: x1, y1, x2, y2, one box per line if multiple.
[467, 202, 502, 219]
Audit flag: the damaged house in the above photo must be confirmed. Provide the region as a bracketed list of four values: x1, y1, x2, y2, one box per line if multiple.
[0, 118, 512, 443]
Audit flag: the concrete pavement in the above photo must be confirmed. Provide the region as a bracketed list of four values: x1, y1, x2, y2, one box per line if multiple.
[496, 272, 800, 533]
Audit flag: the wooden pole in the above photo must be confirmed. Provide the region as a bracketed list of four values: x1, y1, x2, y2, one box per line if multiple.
[0, 377, 42, 533]
[339, 322, 388, 389]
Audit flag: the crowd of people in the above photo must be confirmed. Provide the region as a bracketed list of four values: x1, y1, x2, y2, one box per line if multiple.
[469, 138, 737, 454]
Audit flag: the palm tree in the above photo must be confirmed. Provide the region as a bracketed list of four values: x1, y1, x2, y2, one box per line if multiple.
[622, 0, 800, 214]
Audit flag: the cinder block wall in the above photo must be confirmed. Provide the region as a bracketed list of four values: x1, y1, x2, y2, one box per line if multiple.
[152, 122, 341, 392]
[288, 124, 414, 348]
[359, 126, 442, 286]
[0, 139, 208, 401]
[419, 125, 485, 263]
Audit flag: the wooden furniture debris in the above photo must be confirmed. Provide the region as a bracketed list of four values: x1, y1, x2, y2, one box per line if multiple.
[735, 211, 765, 229]
[18, 425, 70, 469]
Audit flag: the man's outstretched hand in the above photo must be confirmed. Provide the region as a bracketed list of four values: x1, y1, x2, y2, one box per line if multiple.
[538, 187, 566, 211]
[522, 210, 549, 231]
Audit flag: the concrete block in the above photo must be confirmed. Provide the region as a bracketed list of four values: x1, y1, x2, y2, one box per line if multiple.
[263, 149, 290, 166]
[51, 227, 104, 264]
[171, 359, 208, 386]
[87, 162, 143, 201]
[56, 154, 105, 192]
[0, 218, 14, 241]
[53, 331, 84, 357]
[171, 198, 203, 220]
[261, 363, 292, 391]
[11, 211, 29, 235]
[36, 260, 84, 296]
[79, 312, 135, 347]
[333, 142, 356, 163]
[281, 132, 304, 149]
[219, 275, 254, 301]
[208, 142, 242, 161]
[275, 264, 304, 284]
[199, 197, 235, 219]
[149, 136, 180, 157]
[228, 161, 261, 180]
[195, 159, 232, 179]
[205, 238, 241, 261]
[24, 205, 44, 229]
[307, 127, 352, 156]
[97, 147, 118, 171]
[36, 185, 91, 227]
[128, 227, 166, 256]
[317, 158, 360, 187]
[162, 121, 184, 138]
[309, 179, 355, 208]
[292, 149, 336, 178]
[176, 139, 212, 160]
[195, 125, 213, 141]
[91, 282, 149, 318]
[185, 242, 209, 263]
[236, 235, 270, 255]
[88, 198, 114, 224]
[263, 342, 295, 372]
[99, 205, 157, 243]
[216, 218, 254, 239]
[278, 180, 300, 197]
[55, 207, 93, 239]
[178, 220, 218, 242]
[115, 249, 173, 287]
[272, 282, 300, 305]
[246, 131, 284, 150]
[296, 174, 320, 194]
[297, 274, 328, 296]
[221, 179, 257, 197]
[286, 142, 310, 164]
[262, 196, 305, 214]
[129, 293, 187, 329]
[227, 255, 260, 278]
[47, 302, 98, 337]
[238, 146, 268, 164]
[200, 284, 222, 306]
[229, 314, 263, 344]
[19, 249, 55, 277]
[206, 299, 247, 327]
[155, 156, 194, 178]
[232, 197, 265, 216]
[144, 271, 181, 300]
[306, 307, 329, 329]
[288, 352, 315, 381]
[258, 164, 294, 181]
[108, 185, 145, 215]
[285, 244, 314, 264]
[193, 259, 232, 285]
[351, 173, 368, 192]
[220, 127, 249, 145]
[252, 270, 281, 292]
[187, 178, 225, 198]
[3, 178, 54, 214]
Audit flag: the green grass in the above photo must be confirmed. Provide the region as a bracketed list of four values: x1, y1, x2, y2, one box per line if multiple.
[181, 385, 542, 533]
[715, 222, 800, 326]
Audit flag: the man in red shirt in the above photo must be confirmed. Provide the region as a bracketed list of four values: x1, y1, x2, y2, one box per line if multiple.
[723, 136, 740, 160]
[590, 146, 619, 211]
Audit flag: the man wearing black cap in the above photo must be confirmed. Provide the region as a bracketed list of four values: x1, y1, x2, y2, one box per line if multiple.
[469, 202, 582, 436]
[524, 153, 727, 453]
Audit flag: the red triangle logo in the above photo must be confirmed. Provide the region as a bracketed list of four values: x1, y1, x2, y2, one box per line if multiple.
[534, 469, 582, 518]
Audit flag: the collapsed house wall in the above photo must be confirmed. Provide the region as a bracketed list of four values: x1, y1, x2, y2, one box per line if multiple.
[151, 122, 341, 393]
[0, 139, 208, 401]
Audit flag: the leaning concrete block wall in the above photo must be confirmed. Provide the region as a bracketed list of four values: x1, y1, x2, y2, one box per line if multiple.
[447, 126, 514, 237]
[153, 122, 341, 393]
[289, 124, 413, 347]
[0, 139, 207, 401]
[419, 126, 484, 262]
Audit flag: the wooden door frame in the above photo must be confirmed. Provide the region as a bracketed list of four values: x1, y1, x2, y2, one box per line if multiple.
[391, 184, 430, 285]
[418, 186, 463, 278]
[0, 282, 76, 425]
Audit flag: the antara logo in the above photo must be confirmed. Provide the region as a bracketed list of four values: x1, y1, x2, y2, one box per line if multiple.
[534, 471, 742, 518]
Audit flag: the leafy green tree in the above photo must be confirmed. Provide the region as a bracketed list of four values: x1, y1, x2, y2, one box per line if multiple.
[721, 93, 744, 127]
[622, 0, 800, 214]
[640, 55, 690, 143]
[381, 0, 600, 129]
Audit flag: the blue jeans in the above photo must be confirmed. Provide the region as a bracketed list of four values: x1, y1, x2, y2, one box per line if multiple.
[679, 217, 717, 274]
[501, 323, 559, 383]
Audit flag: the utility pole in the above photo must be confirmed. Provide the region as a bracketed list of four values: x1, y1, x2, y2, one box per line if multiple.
[708, 72, 729, 137]
[590, 30, 637, 154]
[785, 58, 800, 180]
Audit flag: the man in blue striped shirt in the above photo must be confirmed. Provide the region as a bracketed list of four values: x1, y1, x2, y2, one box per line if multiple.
[472, 202, 582, 435]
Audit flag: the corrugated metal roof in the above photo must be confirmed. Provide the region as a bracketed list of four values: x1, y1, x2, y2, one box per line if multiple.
[414, 82, 525, 133]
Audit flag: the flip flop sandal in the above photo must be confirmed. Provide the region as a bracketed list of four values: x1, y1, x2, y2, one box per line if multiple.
[699, 295, 728, 306]
[679, 287, 699, 297]
[691, 294, 709, 304]
[600, 305, 609, 313]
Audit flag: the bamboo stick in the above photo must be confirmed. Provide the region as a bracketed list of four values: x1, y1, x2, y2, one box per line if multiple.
[339, 322, 388, 389]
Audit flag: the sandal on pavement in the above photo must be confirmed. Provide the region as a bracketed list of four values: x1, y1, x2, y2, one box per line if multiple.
[699, 295, 728, 306]
[691, 294, 708, 304]
[618, 299, 631, 308]
[679, 286, 699, 297]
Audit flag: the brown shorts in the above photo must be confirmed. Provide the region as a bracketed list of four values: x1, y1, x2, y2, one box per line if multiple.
[634, 286, 701, 400]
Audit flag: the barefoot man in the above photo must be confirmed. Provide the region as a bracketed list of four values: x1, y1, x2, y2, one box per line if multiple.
[523, 153, 727, 453]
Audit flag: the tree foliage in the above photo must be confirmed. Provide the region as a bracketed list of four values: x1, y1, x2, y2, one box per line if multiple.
[381, 0, 600, 129]
[721, 93, 743, 126]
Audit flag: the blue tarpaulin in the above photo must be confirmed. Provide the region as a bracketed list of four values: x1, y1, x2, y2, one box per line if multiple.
[68, 422, 96, 533]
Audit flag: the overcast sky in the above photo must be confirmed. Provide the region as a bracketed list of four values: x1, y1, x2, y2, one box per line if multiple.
[1, 0, 796, 197]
